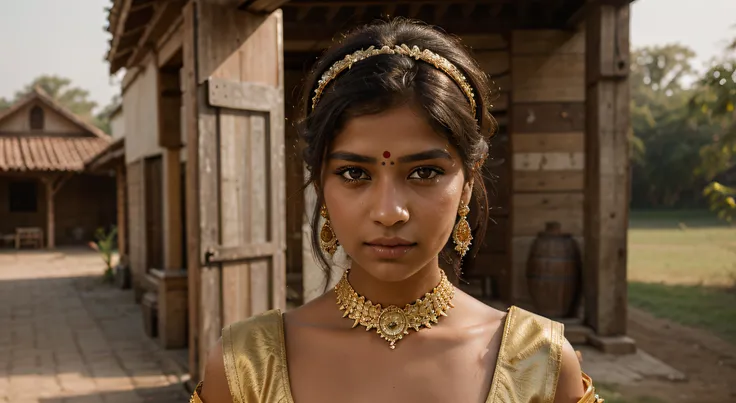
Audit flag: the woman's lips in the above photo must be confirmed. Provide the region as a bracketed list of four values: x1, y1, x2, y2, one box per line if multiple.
[365, 243, 416, 259]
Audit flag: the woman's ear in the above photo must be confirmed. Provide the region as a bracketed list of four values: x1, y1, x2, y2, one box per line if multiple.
[462, 179, 474, 206]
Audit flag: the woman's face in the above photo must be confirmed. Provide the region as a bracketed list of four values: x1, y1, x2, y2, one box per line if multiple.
[321, 103, 472, 282]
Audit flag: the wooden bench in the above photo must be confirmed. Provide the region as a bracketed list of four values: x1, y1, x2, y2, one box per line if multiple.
[0, 233, 16, 247]
[15, 227, 44, 249]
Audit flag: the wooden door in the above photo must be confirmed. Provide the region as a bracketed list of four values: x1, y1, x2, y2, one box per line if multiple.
[144, 156, 164, 271]
[183, 2, 285, 377]
[203, 76, 286, 323]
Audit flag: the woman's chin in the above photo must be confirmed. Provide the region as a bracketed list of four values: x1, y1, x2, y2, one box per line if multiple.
[348, 257, 427, 283]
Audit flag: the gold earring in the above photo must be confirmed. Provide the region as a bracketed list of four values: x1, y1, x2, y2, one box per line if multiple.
[453, 200, 472, 258]
[320, 205, 338, 256]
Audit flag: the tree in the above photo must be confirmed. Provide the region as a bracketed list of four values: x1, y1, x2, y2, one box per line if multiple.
[689, 40, 736, 222]
[16, 75, 98, 119]
[629, 44, 717, 208]
[93, 95, 122, 135]
[0, 97, 11, 111]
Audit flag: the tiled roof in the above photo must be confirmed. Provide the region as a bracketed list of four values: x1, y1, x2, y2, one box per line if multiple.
[0, 136, 110, 172]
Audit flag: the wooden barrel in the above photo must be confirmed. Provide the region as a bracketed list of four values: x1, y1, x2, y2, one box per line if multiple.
[525, 222, 581, 318]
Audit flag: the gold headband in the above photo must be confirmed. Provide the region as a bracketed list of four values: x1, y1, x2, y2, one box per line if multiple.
[311, 44, 477, 118]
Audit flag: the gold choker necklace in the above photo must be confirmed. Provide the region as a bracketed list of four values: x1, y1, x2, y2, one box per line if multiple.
[334, 269, 455, 349]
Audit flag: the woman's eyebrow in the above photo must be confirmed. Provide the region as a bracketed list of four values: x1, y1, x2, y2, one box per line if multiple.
[397, 149, 452, 163]
[327, 151, 376, 163]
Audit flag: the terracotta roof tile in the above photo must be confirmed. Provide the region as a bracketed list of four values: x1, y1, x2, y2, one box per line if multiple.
[0, 136, 109, 172]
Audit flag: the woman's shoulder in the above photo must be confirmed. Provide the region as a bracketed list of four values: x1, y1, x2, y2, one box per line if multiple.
[505, 305, 565, 343]
[197, 309, 290, 403]
[222, 309, 287, 370]
[223, 309, 284, 343]
[488, 306, 568, 402]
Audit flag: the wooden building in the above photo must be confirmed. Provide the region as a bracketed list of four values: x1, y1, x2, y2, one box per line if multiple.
[105, 0, 635, 381]
[86, 105, 128, 260]
[0, 88, 116, 248]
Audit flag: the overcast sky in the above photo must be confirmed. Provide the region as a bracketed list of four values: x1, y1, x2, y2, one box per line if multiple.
[0, 0, 734, 112]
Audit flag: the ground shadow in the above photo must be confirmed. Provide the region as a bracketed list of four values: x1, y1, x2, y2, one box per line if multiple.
[37, 383, 189, 403]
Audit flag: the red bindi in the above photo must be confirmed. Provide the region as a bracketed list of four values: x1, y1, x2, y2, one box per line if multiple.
[383, 151, 391, 159]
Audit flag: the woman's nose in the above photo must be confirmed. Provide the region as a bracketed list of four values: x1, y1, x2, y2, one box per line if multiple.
[368, 181, 410, 227]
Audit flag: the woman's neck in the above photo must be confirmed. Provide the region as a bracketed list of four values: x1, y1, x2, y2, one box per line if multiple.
[345, 263, 444, 307]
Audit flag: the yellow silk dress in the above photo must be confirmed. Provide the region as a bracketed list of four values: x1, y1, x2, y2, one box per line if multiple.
[191, 306, 603, 403]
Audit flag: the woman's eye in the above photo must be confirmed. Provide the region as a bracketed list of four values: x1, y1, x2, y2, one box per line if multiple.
[340, 168, 369, 181]
[409, 167, 440, 180]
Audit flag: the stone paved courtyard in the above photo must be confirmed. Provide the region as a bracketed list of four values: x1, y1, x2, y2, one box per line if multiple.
[0, 248, 189, 403]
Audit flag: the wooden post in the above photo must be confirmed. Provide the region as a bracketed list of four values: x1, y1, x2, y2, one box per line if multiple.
[45, 179, 54, 249]
[584, 1, 635, 353]
[163, 148, 183, 269]
[116, 164, 128, 255]
[183, 0, 201, 380]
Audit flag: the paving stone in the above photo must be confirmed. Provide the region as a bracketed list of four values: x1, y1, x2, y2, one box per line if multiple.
[0, 249, 189, 403]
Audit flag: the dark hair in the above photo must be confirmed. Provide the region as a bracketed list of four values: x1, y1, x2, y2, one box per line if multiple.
[297, 18, 497, 285]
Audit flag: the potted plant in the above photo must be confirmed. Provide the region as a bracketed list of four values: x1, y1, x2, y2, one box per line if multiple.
[88, 226, 118, 283]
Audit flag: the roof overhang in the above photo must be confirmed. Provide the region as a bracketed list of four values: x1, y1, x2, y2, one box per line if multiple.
[85, 137, 125, 173]
[106, 0, 186, 74]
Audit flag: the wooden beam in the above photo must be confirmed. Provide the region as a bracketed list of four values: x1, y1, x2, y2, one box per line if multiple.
[156, 16, 183, 68]
[284, 19, 537, 39]
[408, 4, 423, 18]
[108, 0, 134, 68]
[383, 3, 397, 17]
[37, 172, 72, 250]
[354, 5, 367, 19]
[116, 164, 128, 256]
[182, 1, 202, 381]
[567, 3, 588, 28]
[127, 1, 186, 68]
[461, 4, 476, 19]
[325, 6, 342, 21]
[489, 3, 504, 17]
[583, 1, 631, 338]
[162, 148, 183, 270]
[242, 0, 291, 13]
[296, 6, 312, 21]
[130, 0, 156, 13]
[121, 25, 147, 38]
[45, 179, 54, 249]
[434, 4, 450, 21]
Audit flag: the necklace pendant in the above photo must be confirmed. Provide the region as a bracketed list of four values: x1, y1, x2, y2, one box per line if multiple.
[377, 306, 409, 349]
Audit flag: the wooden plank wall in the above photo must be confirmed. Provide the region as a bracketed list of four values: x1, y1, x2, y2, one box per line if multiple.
[284, 69, 305, 304]
[510, 28, 586, 304]
[123, 57, 163, 164]
[460, 33, 512, 301]
[126, 159, 146, 302]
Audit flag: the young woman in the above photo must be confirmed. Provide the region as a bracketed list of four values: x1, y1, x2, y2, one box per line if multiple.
[192, 18, 603, 403]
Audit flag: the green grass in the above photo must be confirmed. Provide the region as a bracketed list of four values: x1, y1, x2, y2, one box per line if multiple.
[628, 282, 736, 344]
[628, 210, 736, 286]
[627, 209, 736, 344]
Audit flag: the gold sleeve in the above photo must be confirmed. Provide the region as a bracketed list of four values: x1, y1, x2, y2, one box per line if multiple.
[189, 382, 204, 403]
[578, 373, 604, 403]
